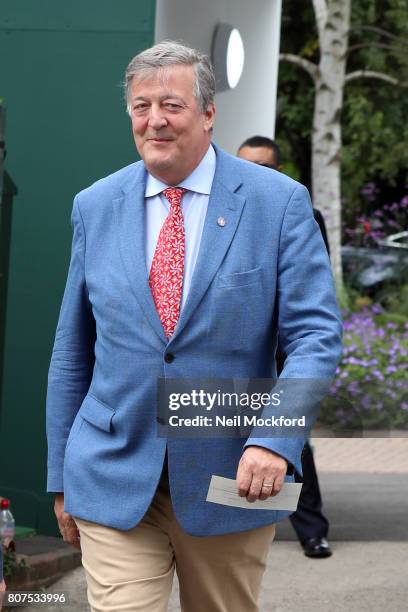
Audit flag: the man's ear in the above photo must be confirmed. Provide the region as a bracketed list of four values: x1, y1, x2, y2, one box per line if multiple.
[203, 103, 216, 132]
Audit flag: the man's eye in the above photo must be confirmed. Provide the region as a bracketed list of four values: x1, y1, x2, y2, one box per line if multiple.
[134, 104, 148, 112]
[164, 103, 181, 110]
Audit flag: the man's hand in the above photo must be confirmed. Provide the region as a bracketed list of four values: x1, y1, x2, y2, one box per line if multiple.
[54, 494, 81, 549]
[236, 446, 288, 502]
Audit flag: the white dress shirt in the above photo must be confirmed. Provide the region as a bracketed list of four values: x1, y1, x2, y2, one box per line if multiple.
[145, 144, 216, 310]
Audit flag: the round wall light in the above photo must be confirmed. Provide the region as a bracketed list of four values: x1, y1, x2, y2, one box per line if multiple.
[211, 23, 245, 92]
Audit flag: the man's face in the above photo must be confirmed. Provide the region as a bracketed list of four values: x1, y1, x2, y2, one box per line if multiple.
[129, 64, 215, 185]
[238, 145, 279, 170]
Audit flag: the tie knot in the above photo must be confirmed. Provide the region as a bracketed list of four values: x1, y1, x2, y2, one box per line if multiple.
[163, 187, 187, 209]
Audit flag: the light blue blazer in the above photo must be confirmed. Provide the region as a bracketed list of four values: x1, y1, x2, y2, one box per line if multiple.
[46, 145, 342, 536]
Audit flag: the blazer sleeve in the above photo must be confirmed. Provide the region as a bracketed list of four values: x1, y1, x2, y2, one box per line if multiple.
[46, 195, 96, 492]
[244, 185, 343, 474]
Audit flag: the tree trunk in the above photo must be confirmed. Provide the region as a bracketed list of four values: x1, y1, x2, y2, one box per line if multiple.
[311, 0, 351, 288]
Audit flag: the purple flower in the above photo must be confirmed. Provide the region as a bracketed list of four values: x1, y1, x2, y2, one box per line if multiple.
[362, 395, 371, 409]
[347, 381, 361, 396]
[361, 182, 378, 202]
[388, 219, 402, 229]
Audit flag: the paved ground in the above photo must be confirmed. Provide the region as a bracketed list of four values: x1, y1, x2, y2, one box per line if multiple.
[18, 438, 408, 611]
[312, 436, 408, 473]
[19, 540, 406, 612]
[277, 472, 408, 542]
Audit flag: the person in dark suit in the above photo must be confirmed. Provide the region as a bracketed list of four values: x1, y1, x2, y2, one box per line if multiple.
[238, 136, 333, 558]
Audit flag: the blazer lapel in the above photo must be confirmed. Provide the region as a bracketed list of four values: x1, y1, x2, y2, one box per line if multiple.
[113, 163, 167, 344]
[170, 149, 246, 342]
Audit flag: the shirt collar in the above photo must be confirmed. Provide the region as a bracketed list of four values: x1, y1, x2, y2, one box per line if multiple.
[145, 144, 216, 197]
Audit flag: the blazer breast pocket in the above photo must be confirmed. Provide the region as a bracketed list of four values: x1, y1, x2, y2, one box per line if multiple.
[216, 266, 263, 289]
[210, 268, 268, 351]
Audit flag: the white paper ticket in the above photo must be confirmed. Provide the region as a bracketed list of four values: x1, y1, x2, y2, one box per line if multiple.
[206, 475, 302, 510]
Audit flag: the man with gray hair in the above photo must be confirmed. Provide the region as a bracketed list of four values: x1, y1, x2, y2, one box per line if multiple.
[47, 41, 342, 611]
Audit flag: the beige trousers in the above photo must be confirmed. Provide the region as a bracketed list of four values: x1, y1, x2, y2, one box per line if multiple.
[75, 470, 275, 612]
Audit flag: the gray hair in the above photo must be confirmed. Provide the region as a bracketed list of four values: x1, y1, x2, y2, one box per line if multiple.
[124, 40, 216, 114]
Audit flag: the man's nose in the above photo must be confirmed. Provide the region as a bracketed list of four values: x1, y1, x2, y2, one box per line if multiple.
[148, 105, 168, 130]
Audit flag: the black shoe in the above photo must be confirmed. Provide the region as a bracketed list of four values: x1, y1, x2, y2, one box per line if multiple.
[302, 537, 332, 558]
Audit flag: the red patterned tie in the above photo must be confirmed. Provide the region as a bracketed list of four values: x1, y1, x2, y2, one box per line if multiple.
[149, 187, 187, 338]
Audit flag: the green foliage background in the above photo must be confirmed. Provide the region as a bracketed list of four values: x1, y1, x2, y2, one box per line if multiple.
[276, 0, 408, 217]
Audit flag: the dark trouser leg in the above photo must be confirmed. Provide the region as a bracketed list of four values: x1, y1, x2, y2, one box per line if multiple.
[289, 442, 329, 544]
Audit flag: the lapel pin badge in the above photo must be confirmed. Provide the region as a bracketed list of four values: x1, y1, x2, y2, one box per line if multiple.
[217, 217, 226, 227]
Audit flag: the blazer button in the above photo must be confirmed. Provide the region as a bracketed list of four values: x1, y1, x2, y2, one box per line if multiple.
[164, 353, 174, 363]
